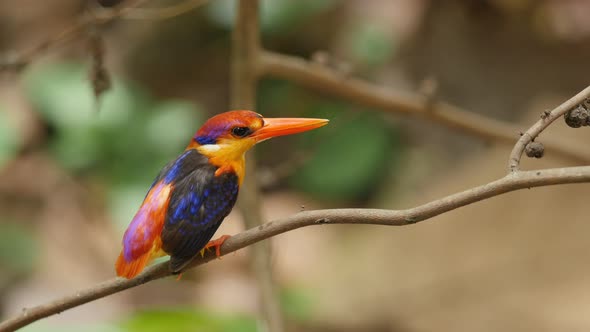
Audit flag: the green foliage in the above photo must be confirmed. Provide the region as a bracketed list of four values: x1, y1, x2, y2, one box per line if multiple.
[291, 106, 400, 201]
[23, 62, 202, 230]
[24, 63, 200, 179]
[348, 23, 395, 67]
[145, 101, 201, 155]
[20, 310, 256, 332]
[0, 107, 21, 168]
[121, 309, 258, 332]
[21, 323, 123, 332]
[0, 222, 37, 275]
[207, 0, 336, 34]
[257, 79, 403, 201]
[107, 183, 154, 230]
[280, 286, 314, 321]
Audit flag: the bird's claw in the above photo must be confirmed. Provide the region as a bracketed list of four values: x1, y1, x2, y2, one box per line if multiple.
[201, 235, 231, 259]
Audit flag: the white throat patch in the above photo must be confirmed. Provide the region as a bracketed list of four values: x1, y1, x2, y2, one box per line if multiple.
[197, 144, 222, 154]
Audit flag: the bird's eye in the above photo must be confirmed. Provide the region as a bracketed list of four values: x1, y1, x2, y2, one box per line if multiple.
[231, 126, 251, 138]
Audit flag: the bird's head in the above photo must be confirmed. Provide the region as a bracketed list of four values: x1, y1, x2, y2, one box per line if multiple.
[189, 110, 328, 179]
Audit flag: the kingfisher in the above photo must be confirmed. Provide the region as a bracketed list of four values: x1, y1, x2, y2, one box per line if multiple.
[115, 110, 328, 279]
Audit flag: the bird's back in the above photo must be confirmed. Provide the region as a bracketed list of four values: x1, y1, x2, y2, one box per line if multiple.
[116, 149, 239, 278]
[161, 153, 239, 272]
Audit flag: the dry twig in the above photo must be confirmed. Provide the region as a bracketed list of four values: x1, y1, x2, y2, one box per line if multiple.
[508, 86, 590, 172]
[0, 0, 211, 72]
[112, 0, 210, 20]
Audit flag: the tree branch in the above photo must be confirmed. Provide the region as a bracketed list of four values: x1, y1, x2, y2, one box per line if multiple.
[3, 165, 590, 331]
[0, 0, 211, 72]
[508, 86, 590, 172]
[260, 50, 590, 165]
[4, 87, 590, 332]
[105, 0, 210, 20]
[230, 1, 285, 331]
[0, 0, 146, 72]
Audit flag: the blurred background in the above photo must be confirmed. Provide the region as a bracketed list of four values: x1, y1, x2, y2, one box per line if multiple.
[1, 0, 590, 331]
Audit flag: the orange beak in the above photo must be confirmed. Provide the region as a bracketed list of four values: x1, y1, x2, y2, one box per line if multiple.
[252, 117, 329, 142]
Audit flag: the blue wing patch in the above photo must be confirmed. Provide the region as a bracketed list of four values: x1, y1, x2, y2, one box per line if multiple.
[161, 164, 239, 272]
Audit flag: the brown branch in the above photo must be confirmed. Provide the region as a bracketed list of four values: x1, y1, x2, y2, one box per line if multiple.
[96, 0, 210, 20]
[0, 0, 211, 72]
[2, 87, 589, 331]
[230, 1, 285, 331]
[3, 165, 590, 332]
[0, 0, 148, 72]
[260, 51, 590, 165]
[508, 86, 590, 172]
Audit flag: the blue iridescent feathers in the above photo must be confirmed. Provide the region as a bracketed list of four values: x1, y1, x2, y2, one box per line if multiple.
[156, 149, 239, 272]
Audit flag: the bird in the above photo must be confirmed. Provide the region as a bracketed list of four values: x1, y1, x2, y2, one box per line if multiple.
[115, 110, 328, 279]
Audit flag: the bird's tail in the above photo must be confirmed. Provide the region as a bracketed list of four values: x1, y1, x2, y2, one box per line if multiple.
[116, 238, 165, 279]
[115, 250, 151, 279]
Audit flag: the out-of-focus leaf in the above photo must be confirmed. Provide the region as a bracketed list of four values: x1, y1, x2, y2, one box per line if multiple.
[24, 63, 95, 128]
[95, 81, 146, 130]
[121, 309, 258, 332]
[207, 0, 336, 34]
[23, 62, 207, 232]
[23, 62, 201, 182]
[24, 63, 144, 130]
[280, 286, 314, 321]
[108, 183, 152, 231]
[0, 108, 21, 168]
[107, 101, 200, 230]
[104, 101, 200, 186]
[292, 109, 398, 200]
[347, 23, 395, 67]
[23, 63, 147, 171]
[49, 126, 103, 170]
[145, 100, 202, 154]
[21, 323, 124, 332]
[0, 222, 37, 274]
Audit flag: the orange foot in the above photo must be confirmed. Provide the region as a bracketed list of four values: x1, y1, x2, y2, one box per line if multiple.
[200, 235, 231, 259]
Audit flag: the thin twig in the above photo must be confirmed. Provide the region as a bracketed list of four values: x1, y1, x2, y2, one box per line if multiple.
[2, 165, 590, 332]
[507, 86, 590, 172]
[96, 0, 210, 20]
[260, 51, 590, 165]
[0, 0, 211, 72]
[0, 0, 147, 72]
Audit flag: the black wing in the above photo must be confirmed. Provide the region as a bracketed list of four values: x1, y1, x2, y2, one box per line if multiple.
[160, 155, 239, 272]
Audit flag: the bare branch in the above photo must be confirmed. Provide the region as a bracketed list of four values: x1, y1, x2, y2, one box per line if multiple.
[230, 1, 285, 331]
[0, 0, 211, 72]
[508, 86, 590, 172]
[2, 165, 590, 332]
[0, 0, 147, 72]
[97, 0, 210, 21]
[260, 51, 590, 165]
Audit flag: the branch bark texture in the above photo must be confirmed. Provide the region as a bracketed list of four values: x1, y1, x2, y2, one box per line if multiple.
[230, 1, 285, 332]
[3, 166, 590, 332]
[508, 86, 590, 172]
[261, 51, 590, 165]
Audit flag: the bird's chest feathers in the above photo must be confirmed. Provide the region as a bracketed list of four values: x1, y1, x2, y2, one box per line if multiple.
[196, 140, 252, 185]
